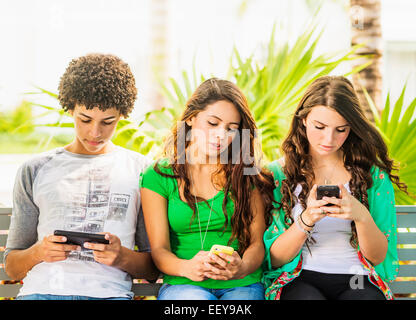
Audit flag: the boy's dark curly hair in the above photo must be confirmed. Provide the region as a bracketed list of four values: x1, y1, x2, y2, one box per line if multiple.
[58, 53, 137, 117]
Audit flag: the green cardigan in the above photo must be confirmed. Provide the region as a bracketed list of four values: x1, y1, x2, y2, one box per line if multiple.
[262, 160, 399, 300]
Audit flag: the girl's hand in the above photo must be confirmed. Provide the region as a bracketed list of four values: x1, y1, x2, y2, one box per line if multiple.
[204, 251, 246, 280]
[321, 184, 370, 223]
[302, 184, 330, 227]
[181, 251, 212, 282]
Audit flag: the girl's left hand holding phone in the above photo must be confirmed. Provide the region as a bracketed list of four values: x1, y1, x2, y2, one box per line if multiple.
[203, 251, 246, 280]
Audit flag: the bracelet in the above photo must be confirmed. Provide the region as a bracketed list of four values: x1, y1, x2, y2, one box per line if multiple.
[295, 217, 312, 241]
[295, 215, 314, 241]
[300, 211, 315, 228]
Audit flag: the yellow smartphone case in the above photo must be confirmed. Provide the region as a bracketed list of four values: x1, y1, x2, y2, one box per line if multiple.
[209, 244, 234, 256]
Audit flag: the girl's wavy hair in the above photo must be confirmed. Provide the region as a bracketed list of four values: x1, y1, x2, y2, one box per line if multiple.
[280, 75, 408, 248]
[154, 78, 276, 254]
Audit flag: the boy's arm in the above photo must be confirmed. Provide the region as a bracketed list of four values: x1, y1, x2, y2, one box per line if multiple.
[121, 203, 159, 280]
[5, 157, 82, 280]
[4, 162, 40, 279]
[114, 247, 159, 280]
[6, 236, 79, 281]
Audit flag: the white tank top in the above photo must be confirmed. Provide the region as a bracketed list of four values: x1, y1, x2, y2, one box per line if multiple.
[292, 183, 368, 275]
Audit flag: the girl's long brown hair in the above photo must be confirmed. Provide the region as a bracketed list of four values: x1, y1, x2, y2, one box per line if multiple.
[280, 75, 408, 248]
[154, 78, 275, 254]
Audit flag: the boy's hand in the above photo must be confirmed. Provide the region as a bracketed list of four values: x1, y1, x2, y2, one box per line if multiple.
[84, 233, 123, 267]
[35, 235, 80, 263]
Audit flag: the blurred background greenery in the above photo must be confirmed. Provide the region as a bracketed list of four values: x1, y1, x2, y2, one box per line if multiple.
[14, 20, 415, 205]
[1, 0, 415, 205]
[0, 100, 73, 153]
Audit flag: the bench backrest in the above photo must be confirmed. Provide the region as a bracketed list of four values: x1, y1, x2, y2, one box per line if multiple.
[0, 206, 415, 299]
[390, 205, 416, 300]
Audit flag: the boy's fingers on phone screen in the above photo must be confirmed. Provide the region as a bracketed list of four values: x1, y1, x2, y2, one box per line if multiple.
[62, 244, 81, 252]
[84, 242, 106, 251]
[48, 235, 67, 243]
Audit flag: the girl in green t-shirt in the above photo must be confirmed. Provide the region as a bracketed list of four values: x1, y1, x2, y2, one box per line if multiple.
[262, 76, 410, 300]
[140, 78, 275, 300]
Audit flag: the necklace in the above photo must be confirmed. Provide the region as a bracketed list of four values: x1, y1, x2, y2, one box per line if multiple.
[314, 160, 339, 185]
[324, 164, 337, 185]
[189, 171, 214, 251]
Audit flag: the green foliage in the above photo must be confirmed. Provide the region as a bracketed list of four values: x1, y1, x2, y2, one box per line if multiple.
[152, 23, 369, 161]
[227, 23, 370, 161]
[24, 86, 165, 157]
[0, 100, 35, 134]
[23, 22, 368, 161]
[112, 119, 157, 157]
[0, 90, 74, 154]
[365, 85, 416, 205]
[18, 19, 414, 207]
[0, 132, 73, 154]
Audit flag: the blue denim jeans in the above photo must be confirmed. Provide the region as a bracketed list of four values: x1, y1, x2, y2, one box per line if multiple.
[16, 294, 132, 300]
[157, 282, 265, 300]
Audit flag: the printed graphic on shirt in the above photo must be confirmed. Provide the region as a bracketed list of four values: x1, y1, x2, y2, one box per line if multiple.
[108, 193, 130, 221]
[62, 163, 131, 261]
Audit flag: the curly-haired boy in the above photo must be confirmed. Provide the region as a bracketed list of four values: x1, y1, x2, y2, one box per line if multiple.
[5, 53, 159, 300]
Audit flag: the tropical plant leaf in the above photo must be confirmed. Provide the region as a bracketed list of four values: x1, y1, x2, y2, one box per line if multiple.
[24, 18, 375, 170]
[227, 20, 368, 161]
[366, 85, 416, 204]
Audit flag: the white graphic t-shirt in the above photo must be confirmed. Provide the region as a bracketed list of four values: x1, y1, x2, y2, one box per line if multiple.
[5, 146, 152, 298]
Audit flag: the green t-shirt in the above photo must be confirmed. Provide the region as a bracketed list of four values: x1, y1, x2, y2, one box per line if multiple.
[140, 158, 262, 288]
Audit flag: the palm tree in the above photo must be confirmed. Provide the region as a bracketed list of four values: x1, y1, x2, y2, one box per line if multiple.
[149, 0, 169, 110]
[349, 0, 383, 122]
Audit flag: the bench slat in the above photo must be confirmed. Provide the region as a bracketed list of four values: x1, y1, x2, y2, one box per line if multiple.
[0, 285, 157, 299]
[0, 268, 11, 281]
[397, 233, 416, 244]
[397, 265, 416, 277]
[396, 206, 416, 214]
[389, 281, 416, 294]
[398, 248, 416, 260]
[131, 283, 162, 297]
[397, 214, 416, 228]
[0, 215, 11, 230]
[0, 235, 8, 247]
[0, 283, 158, 299]
[0, 284, 22, 298]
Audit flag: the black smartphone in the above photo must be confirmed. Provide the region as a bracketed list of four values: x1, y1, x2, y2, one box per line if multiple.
[54, 230, 109, 248]
[316, 185, 340, 206]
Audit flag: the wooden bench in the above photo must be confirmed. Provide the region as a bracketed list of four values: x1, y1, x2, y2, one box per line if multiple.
[0, 207, 162, 300]
[0, 206, 415, 300]
[389, 205, 416, 300]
